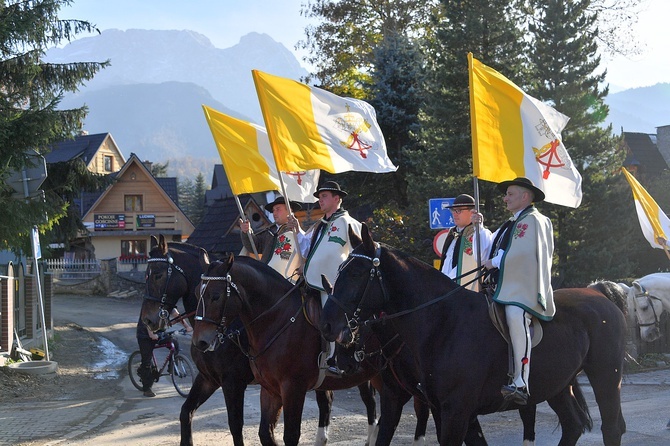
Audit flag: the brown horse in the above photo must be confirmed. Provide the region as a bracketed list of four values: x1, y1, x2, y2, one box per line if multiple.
[192, 251, 438, 446]
[142, 236, 384, 445]
[320, 224, 627, 446]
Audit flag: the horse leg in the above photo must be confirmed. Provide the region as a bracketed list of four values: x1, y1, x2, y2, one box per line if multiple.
[376, 384, 411, 446]
[314, 390, 333, 446]
[463, 416, 488, 446]
[179, 374, 218, 446]
[412, 396, 430, 446]
[280, 387, 309, 446]
[221, 377, 249, 446]
[519, 405, 536, 446]
[439, 405, 471, 446]
[357, 382, 379, 445]
[545, 386, 587, 446]
[258, 388, 283, 446]
[584, 368, 625, 446]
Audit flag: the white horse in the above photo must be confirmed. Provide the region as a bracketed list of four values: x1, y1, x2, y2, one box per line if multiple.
[618, 273, 670, 342]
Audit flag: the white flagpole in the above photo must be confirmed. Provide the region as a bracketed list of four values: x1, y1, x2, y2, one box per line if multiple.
[234, 194, 259, 258]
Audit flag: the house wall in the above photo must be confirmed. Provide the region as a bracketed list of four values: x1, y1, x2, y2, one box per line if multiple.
[87, 137, 124, 174]
[657, 125, 670, 166]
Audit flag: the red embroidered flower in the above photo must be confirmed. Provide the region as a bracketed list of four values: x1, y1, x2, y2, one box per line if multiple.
[329, 225, 339, 235]
[514, 223, 528, 239]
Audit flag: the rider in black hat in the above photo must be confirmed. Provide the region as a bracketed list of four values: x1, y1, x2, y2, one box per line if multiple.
[478, 177, 554, 405]
[287, 180, 362, 376]
[240, 195, 303, 282]
[438, 194, 492, 291]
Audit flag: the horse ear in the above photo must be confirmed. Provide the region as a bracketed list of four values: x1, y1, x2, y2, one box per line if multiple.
[321, 274, 333, 294]
[150, 235, 158, 248]
[199, 248, 210, 270]
[361, 223, 375, 253]
[349, 224, 363, 248]
[159, 234, 168, 255]
[227, 253, 235, 269]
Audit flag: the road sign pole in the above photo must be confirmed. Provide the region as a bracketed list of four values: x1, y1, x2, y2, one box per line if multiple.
[31, 226, 49, 361]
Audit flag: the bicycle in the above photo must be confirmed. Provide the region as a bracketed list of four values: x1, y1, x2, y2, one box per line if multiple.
[128, 328, 195, 397]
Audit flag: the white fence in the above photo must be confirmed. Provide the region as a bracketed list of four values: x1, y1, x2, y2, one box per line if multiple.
[44, 259, 101, 281]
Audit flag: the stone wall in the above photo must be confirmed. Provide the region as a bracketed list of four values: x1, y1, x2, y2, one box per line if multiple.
[52, 258, 144, 297]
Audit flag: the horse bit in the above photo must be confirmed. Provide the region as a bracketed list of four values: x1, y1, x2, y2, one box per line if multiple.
[144, 252, 187, 322]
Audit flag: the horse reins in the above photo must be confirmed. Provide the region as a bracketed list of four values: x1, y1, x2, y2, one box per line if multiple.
[196, 268, 305, 361]
[144, 251, 188, 322]
[328, 245, 486, 331]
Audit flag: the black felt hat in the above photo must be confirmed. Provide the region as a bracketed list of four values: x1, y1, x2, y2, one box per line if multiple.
[264, 196, 302, 213]
[446, 194, 478, 208]
[497, 177, 545, 202]
[313, 181, 348, 198]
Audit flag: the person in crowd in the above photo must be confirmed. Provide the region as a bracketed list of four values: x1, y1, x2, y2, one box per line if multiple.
[438, 193, 492, 291]
[480, 177, 555, 405]
[136, 308, 192, 397]
[240, 195, 302, 282]
[287, 181, 362, 375]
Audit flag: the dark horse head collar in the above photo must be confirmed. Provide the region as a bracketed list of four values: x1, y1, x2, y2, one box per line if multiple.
[144, 251, 188, 322]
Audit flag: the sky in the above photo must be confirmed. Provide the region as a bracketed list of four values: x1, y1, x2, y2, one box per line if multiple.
[60, 0, 669, 92]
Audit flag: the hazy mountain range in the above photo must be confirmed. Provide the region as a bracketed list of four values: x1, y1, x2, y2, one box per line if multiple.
[46, 29, 670, 182]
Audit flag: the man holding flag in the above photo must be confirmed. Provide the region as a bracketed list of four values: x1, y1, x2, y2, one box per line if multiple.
[468, 52, 578, 405]
[288, 181, 362, 376]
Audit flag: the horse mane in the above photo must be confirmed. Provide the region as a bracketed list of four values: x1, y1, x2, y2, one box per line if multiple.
[587, 280, 628, 316]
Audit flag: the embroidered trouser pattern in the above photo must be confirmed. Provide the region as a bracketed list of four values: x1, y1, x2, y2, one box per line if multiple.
[506, 305, 532, 392]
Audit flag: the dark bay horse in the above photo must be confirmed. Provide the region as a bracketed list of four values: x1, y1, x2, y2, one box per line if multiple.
[192, 251, 436, 446]
[320, 224, 627, 446]
[141, 235, 380, 445]
[141, 235, 253, 446]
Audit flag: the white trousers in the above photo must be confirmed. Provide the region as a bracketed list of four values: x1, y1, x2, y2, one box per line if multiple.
[506, 305, 532, 391]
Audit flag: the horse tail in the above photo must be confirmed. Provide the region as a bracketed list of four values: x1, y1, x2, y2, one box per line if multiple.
[587, 280, 627, 316]
[571, 378, 594, 433]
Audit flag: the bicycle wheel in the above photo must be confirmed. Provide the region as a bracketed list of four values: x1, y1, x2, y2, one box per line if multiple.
[127, 350, 144, 391]
[171, 353, 195, 397]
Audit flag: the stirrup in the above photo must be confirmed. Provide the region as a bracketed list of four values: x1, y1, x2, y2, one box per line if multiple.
[501, 384, 528, 405]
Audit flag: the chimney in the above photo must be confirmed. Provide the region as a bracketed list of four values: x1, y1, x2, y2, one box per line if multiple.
[143, 160, 153, 172]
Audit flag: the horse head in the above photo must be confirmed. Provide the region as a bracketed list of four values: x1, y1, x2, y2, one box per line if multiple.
[320, 223, 388, 346]
[141, 234, 199, 332]
[628, 280, 664, 342]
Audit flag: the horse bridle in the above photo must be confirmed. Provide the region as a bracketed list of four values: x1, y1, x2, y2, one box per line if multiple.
[144, 252, 188, 322]
[195, 266, 304, 359]
[633, 283, 663, 329]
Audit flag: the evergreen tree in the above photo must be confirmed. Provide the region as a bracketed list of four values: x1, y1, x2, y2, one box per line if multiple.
[0, 0, 108, 252]
[404, 0, 531, 261]
[528, 0, 627, 285]
[151, 160, 169, 177]
[190, 173, 207, 225]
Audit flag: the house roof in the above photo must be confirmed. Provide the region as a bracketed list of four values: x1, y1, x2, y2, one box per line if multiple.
[44, 132, 126, 166]
[623, 132, 668, 175]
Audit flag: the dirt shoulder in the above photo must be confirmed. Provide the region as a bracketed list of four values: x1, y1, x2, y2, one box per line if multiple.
[0, 323, 122, 404]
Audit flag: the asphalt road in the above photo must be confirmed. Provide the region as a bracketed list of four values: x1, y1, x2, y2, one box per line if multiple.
[48, 293, 670, 445]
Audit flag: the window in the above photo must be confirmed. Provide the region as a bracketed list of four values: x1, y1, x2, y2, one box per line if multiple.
[104, 155, 113, 172]
[120, 240, 147, 262]
[125, 195, 143, 212]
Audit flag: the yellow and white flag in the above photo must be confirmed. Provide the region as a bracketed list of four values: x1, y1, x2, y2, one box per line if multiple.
[252, 70, 397, 174]
[468, 53, 582, 208]
[202, 105, 319, 202]
[621, 167, 670, 249]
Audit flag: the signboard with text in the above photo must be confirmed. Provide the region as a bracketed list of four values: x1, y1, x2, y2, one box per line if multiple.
[136, 214, 156, 228]
[94, 214, 126, 229]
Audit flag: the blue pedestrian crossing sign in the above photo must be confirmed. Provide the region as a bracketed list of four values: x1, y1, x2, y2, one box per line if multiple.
[429, 198, 456, 229]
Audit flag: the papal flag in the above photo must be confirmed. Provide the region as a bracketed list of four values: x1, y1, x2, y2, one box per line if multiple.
[202, 105, 319, 202]
[252, 69, 397, 174]
[621, 167, 670, 249]
[468, 53, 582, 208]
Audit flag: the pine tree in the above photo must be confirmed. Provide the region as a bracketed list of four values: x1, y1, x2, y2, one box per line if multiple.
[0, 0, 108, 252]
[190, 173, 207, 225]
[528, 0, 628, 285]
